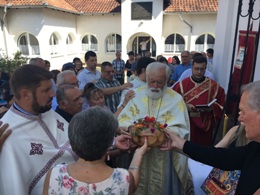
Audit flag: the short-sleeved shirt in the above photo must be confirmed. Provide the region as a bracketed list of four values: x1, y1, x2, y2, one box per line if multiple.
[112, 59, 125, 79]
[77, 68, 101, 90]
[171, 63, 192, 82]
[95, 78, 121, 113]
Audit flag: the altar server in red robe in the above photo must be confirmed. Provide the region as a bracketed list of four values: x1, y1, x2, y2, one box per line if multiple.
[173, 56, 225, 146]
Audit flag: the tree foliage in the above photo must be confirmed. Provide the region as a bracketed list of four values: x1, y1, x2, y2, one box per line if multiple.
[0, 51, 27, 73]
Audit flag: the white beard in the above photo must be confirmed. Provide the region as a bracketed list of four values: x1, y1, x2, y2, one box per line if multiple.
[146, 85, 167, 99]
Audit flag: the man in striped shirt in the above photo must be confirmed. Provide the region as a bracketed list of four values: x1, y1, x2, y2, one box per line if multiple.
[95, 61, 132, 113]
[112, 52, 125, 85]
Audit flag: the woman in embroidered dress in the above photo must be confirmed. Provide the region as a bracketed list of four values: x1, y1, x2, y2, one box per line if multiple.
[43, 106, 149, 194]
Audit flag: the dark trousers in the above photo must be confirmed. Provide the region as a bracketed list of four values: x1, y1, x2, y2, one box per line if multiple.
[141, 50, 146, 57]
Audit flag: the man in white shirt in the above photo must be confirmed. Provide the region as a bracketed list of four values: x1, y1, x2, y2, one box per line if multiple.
[77, 51, 101, 90]
[140, 38, 150, 57]
[77, 51, 101, 110]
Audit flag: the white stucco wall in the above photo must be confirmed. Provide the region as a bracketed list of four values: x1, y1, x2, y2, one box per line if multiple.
[77, 13, 121, 63]
[4, 8, 79, 70]
[121, 0, 164, 60]
[6, 9, 45, 59]
[162, 13, 217, 59]
[39, 9, 79, 69]
[1, 4, 219, 70]
[163, 13, 191, 54]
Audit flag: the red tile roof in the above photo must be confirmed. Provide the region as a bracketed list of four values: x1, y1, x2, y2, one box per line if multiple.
[65, 0, 121, 13]
[165, 0, 218, 12]
[0, 0, 7, 5]
[0, 0, 218, 13]
[0, 0, 78, 12]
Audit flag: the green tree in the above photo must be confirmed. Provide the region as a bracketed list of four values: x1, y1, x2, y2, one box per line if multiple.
[0, 51, 27, 73]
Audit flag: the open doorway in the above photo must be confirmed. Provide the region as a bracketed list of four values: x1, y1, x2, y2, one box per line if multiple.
[132, 36, 156, 57]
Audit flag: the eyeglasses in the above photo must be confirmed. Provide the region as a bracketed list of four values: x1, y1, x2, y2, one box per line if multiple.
[181, 56, 189, 58]
[193, 67, 206, 72]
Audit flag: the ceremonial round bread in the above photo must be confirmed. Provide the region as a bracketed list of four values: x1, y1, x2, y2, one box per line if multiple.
[129, 116, 166, 147]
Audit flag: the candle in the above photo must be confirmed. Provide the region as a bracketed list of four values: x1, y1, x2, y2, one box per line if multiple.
[223, 114, 228, 137]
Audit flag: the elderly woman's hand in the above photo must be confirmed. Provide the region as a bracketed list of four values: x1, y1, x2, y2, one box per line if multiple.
[0, 122, 12, 151]
[115, 134, 132, 150]
[135, 137, 150, 156]
[160, 129, 186, 151]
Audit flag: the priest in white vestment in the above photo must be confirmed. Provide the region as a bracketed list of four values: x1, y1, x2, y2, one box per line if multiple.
[117, 62, 190, 195]
[0, 65, 78, 195]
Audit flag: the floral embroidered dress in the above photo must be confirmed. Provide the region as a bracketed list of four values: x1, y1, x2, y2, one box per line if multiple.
[48, 164, 130, 195]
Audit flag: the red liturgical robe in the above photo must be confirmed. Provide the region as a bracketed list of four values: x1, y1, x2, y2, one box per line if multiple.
[173, 77, 225, 146]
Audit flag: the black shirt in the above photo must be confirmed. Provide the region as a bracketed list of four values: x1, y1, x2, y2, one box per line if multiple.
[183, 141, 260, 195]
[55, 106, 73, 122]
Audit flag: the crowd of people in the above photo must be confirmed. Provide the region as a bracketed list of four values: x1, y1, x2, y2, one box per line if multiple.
[0, 48, 259, 195]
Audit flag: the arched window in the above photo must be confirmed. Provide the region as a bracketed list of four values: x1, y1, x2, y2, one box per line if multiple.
[195, 34, 215, 51]
[49, 33, 59, 55]
[82, 34, 98, 51]
[164, 33, 185, 53]
[66, 34, 75, 53]
[66, 34, 73, 45]
[18, 33, 40, 55]
[106, 34, 122, 52]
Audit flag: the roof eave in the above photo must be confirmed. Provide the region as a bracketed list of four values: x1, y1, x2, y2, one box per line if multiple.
[46, 5, 81, 15]
[2, 5, 81, 15]
[164, 11, 217, 14]
[80, 11, 120, 15]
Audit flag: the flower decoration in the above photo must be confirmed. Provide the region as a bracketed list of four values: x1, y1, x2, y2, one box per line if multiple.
[133, 116, 167, 136]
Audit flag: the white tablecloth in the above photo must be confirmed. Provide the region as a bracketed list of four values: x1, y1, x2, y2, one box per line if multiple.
[188, 158, 213, 195]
